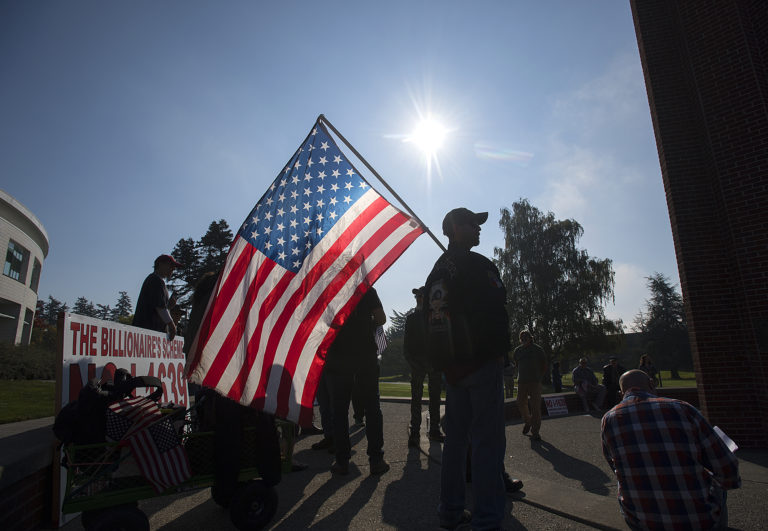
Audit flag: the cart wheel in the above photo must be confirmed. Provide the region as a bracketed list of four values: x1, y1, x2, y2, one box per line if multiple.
[211, 484, 232, 508]
[83, 504, 149, 531]
[229, 479, 278, 530]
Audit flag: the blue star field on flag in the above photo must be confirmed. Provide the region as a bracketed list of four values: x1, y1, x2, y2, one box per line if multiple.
[239, 124, 371, 273]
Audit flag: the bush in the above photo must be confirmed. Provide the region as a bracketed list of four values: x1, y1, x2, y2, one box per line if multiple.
[0, 342, 57, 379]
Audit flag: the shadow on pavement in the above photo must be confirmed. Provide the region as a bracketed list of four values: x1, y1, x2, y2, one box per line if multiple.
[381, 445, 441, 529]
[529, 437, 612, 495]
[274, 472, 379, 530]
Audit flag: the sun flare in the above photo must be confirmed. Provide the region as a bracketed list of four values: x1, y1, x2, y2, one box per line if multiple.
[408, 117, 449, 156]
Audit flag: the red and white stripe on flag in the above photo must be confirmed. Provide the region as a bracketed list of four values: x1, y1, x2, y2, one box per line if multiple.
[107, 397, 191, 493]
[185, 119, 423, 426]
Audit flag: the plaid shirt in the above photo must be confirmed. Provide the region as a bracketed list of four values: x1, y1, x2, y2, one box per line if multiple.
[601, 390, 740, 530]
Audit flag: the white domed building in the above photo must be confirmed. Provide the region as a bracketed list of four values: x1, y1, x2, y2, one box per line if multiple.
[0, 189, 49, 344]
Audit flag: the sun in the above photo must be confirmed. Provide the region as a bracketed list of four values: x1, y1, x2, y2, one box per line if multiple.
[408, 116, 449, 156]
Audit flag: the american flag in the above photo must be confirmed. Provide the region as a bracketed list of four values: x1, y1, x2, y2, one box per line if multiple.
[185, 118, 424, 426]
[106, 396, 191, 493]
[375, 325, 388, 357]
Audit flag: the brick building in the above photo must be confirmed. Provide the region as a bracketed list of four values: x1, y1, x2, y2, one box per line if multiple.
[630, 1, 768, 447]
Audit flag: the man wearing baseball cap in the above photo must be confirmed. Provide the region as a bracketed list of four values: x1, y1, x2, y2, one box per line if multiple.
[132, 254, 182, 339]
[425, 207, 509, 530]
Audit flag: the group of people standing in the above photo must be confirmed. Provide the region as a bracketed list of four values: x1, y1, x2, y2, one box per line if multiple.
[133, 207, 739, 531]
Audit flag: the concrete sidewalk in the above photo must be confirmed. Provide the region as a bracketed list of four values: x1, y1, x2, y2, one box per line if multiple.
[54, 400, 766, 530]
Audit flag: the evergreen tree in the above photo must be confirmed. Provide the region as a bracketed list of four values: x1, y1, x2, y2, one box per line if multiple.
[111, 291, 133, 321]
[96, 304, 112, 320]
[42, 296, 68, 325]
[635, 272, 691, 378]
[73, 296, 97, 317]
[386, 309, 411, 341]
[170, 237, 201, 310]
[493, 199, 622, 360]
[198, 219, 233, 276]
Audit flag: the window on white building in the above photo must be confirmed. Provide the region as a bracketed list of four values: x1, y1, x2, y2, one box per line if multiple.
[3, 240, 30, 283]
[30, 258, 42, 293]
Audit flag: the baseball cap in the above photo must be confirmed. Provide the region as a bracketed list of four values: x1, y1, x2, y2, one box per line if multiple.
[154, 254, 183, 268]
[442, 208, 488, 237]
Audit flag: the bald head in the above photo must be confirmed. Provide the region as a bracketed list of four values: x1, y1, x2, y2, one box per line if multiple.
[619, 369, 654, 394]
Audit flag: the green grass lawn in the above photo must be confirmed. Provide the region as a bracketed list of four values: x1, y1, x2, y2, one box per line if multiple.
[548, 370, 697, 394]
[381, 370, 698, 398]
[0, 380, 56, 424]
[0, 371, 698, 425]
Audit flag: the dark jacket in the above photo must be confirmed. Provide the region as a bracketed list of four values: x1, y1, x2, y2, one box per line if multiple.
[404, 308, 428, 371]
[325, 288, 382, 373]
[132, 272, 169, 333]
[424, 244, 510, 374]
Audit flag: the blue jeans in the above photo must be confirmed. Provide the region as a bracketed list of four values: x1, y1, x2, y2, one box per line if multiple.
[439, 359, 506, 530]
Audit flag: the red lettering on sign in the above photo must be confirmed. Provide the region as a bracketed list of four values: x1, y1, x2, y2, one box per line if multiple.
[79, 325, 89, 356]
[101, 327, 109, 355]
[67, 363, 98, 402]
[169, 363, 179, 404]
[89, 325, 97, 356]
[157, 363, 168, 402]
[70, 322, 80, 355]
[101, 362, 117, 384]
[176, 363, 187, 407]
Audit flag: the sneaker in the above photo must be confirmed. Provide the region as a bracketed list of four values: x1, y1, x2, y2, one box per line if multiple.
[330, 460, 349, 475]
[369, 459, 390, 475]
[353, 416, 365, 426]
[428, 431, 445, 443]
[522, 422, 531, 435]
[531, 433, 542, 441]
[299, 424, 324, 436]
[311, 437, 334, 450]
[503, 474, 524, 493]
[439, 509, 472, 530]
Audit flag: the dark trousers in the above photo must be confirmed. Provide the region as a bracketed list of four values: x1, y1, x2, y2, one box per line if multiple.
[605, 385, 621, 409]
[410, 366, 442, 433]
[351, 374, 365, 421]
[316, 371, 333, 437]
[326, 360, 384, 464]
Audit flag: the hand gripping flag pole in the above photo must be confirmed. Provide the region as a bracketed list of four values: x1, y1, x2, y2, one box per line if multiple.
[185, 115, 435, 426]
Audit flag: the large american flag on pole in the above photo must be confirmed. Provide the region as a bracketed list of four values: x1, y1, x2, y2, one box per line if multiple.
[185, 117, 424, 426]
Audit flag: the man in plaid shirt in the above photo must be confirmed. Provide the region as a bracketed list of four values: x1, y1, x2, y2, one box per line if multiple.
[601, 370, 740, 530]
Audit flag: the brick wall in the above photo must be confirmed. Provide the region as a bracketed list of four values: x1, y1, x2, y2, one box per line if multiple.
[0, 465, 53, 531]
[629, 0, 768, 447]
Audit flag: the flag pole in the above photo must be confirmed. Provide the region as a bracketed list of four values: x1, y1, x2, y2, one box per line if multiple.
[318, 114, 447, 253]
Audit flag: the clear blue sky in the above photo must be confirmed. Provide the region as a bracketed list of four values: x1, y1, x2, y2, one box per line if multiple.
[0, 0, 678, 329]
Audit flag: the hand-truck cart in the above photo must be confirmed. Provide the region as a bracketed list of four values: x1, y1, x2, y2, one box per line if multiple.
[60, 404, 295, 531]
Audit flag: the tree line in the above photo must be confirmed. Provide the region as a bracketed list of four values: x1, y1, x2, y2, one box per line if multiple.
[34, 206, 689, 379]
[380, 199, 691, 378]
[35, 219, 234, 330]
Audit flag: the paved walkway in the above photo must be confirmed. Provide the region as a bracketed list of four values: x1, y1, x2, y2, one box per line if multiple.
[57, 400, 767, 530]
